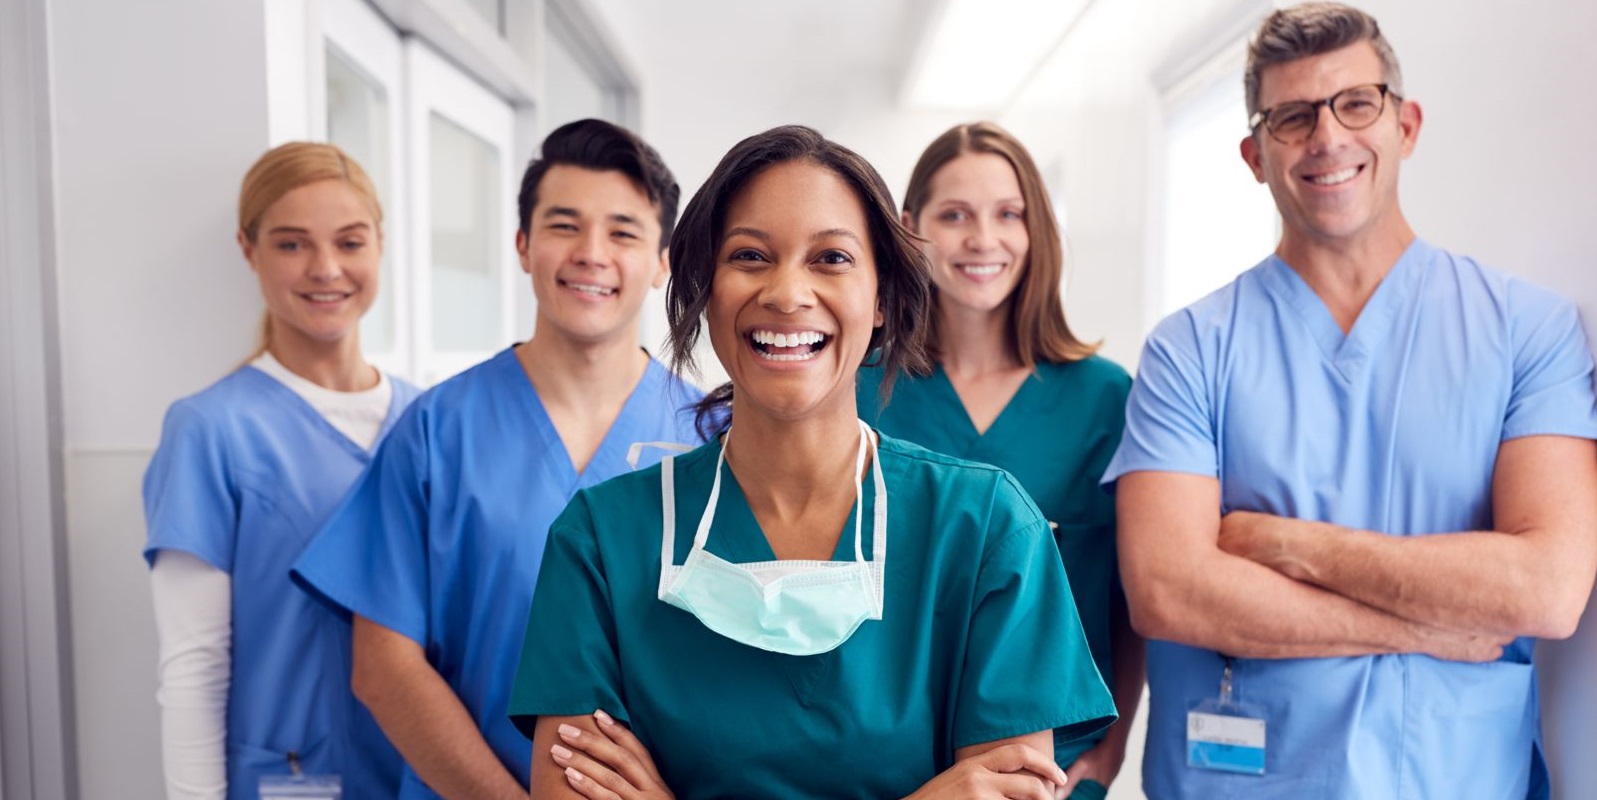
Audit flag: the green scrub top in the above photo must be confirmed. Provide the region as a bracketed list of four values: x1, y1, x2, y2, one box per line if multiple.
[858, 356, 1131, 767]
[509, 433, 1115, 800]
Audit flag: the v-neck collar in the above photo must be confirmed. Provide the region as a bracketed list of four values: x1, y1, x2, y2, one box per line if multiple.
[237, 365, 402, 462]
[1261, 239, 1429, 379]
[926, 363, 1039, 447]
[509, 347, 669, 490]
[698, 444, 878, 564]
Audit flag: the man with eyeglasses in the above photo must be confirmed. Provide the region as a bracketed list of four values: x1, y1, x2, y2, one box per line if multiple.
[1104, 3, 1597, 798]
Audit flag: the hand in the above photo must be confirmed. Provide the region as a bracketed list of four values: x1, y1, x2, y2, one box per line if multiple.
[549, 710, 674, 800]
[1063, 738, 1125, 792]
[905, 743, 1069, 800]
[1217, 511, 1310, 578]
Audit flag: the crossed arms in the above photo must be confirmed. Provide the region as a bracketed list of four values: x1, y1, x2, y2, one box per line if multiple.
[1116, 434, 1597, 660]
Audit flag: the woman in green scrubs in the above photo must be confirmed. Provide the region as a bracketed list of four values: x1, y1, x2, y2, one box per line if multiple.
[509, 126, 1116, 799]
[856, 122, 1143, 800]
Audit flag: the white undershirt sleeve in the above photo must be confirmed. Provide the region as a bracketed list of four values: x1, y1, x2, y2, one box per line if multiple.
[150, 549, 232, 800]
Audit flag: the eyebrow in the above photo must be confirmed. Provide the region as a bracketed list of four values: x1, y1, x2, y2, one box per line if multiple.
[265, 222, 372, 236]
[544, 206, 643, 227]
[723, 226, 864, 246]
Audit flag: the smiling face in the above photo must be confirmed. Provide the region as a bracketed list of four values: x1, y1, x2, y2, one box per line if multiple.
[912, 152, 1029, 319]
[241, 179, 380, 349]
[707, 160, 883, 423]
[1241, 41, 1421, 254]
[518, 164, 667, 345]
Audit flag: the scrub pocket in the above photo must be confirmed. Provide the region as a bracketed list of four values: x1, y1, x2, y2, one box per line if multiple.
[227, 736, 329, 797]
[1068, 778, 1108, 800]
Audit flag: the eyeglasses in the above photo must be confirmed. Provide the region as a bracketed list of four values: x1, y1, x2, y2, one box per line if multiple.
[1249, 83, 1400, 144]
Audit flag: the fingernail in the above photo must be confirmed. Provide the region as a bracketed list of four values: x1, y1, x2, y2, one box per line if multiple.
[1054, 786, 1068, 800]
[558, 723, 581, 740]
[550, 744, 572, 760]
[565, 767, 583, 783]
[595, 708, 614, 726]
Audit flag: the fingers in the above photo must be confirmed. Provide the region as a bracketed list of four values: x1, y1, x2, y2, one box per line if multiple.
[560, 765, 623, 800]
[975, 743, 1069, 788]
[988, 771, 1057, 800]
[592, 709, 666, 785]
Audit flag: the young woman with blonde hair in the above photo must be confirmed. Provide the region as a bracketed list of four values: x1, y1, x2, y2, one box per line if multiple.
[143, 142, 417, 799]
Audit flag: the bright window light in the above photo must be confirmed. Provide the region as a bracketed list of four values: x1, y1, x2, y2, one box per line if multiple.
[901, 0, 1087, 109]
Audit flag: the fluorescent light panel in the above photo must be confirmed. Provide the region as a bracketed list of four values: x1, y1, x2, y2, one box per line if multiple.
[902, 0, 1087, 109]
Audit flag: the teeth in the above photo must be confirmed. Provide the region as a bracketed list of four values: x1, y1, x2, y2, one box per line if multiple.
[307, 292, 346, 302]
[959, 264, 1003, 276]
[751, 330, 826, 347]
[756, 349, 820, 362]
[567, 282, 616, 297]
[1309, 167, 1359, 186]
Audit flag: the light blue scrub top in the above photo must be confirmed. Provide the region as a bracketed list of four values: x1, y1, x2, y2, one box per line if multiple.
[292, 346, 703, 799]
[508, 433, 1117, 799]
[858, 357, 1130, 768]
[143, 366, 420, 800]
[1103, 240, 1597, 799]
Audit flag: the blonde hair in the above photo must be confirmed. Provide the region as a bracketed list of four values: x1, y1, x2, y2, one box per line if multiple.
[238, 142, 382, 358]
[902, 121, 1098, 368]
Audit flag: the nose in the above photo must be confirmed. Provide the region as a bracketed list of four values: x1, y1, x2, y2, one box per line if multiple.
[963, 217, 996, 252]
[307, 244, 342, 283]
[758, 262, 816, 314]
[1305, 102, 1349, 153]
[571, 226, 609, 268]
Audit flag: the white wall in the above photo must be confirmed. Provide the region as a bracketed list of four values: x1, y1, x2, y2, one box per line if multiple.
[1004, 0, 1597, 796]
[47, 1, 277, 796]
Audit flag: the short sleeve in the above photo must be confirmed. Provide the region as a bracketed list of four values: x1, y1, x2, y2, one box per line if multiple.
[143, 402, 238, 572]
[507, 494, 625, 740]
[290, 403, 432, 645]
[1101, 314, 1218, 491]
[1503, 287, 1597, 441]
[952, 477, 1117, 751]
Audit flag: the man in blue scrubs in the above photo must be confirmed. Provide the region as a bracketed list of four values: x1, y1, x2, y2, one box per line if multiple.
[293, 119, 702, 799]
[1105, 5, 1597, 798]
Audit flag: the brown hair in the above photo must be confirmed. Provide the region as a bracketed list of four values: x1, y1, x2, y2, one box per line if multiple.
[901, 121, 1098, 367]
[1244, 3, 1403, 119]
[237, 141, 382, 357]
[666, 125, 933, 438]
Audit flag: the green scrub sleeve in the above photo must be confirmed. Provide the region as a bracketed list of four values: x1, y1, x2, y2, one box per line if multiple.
[507, 493, 628, 740]
[952, 477, 1118, 751]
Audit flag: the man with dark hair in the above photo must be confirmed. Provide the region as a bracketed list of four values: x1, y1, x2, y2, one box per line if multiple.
[294, 119, 703, 800]
[1105, 3, 1597, 797]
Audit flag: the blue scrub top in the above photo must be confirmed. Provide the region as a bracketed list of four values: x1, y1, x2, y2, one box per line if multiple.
[143, 365, 420, 800]
[509, 433, 1117, 799]
[858, 357, 1130, 768]
[292, 346, 703, 799]
[1103, 240, 1597, 799]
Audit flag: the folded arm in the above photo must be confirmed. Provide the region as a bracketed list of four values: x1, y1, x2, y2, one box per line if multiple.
[1116, 470, 1507, 661]
[1219, 435, 1597, 640]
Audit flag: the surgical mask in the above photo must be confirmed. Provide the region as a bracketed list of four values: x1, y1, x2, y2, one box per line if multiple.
[656, 420, 887, 656]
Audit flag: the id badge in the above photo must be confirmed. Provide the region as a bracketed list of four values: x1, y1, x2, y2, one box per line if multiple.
[259, 774, 342, 800]
[1186, 697, 1267, 775]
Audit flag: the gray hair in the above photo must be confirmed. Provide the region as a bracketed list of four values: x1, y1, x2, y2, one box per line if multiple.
[1244, 2, 1404, 119]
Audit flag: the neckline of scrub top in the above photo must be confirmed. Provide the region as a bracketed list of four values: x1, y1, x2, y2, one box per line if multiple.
[1260, 238, 1430, 375]
[924, 361, 1049, 445]
[238, 364, 404, 462]
[671, 434, 883, 565]
[503, 345, 674, 489]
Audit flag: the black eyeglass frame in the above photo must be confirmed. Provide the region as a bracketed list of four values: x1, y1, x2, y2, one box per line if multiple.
[1248, 83, 1402, 144]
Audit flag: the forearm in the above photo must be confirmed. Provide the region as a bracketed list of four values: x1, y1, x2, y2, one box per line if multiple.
[1128, 547, 1484, 659]
[151, 551, 231, 800]
[352, 618, 525, 800]
[1100, 599, 1144, 757]
[1276, 523, 1593, 639]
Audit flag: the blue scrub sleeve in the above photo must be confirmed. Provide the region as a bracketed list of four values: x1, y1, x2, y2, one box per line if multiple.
[507, 494, 625, 740]
[143, 402, 237, 572]
[953, 478, 1117, 751]
[1101, 314, 1218, 490]
[290, 405, 432, 645]
[1502, 287, 1597, 441]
